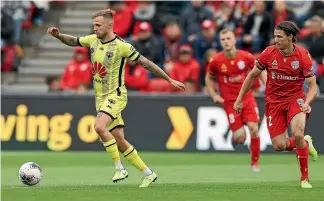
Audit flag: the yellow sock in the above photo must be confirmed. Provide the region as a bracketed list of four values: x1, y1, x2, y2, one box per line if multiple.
[103, 139, 121, 165]
[123, 145, 149, 172]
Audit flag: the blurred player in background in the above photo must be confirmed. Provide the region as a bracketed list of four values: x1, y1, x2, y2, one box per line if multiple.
[234, 21, 318, 188]
[205, 29, 265, 172]
[47, 9, 185, 187]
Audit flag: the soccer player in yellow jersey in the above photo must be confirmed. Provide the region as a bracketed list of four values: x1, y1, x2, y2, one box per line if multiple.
[47, 9, 185, 187]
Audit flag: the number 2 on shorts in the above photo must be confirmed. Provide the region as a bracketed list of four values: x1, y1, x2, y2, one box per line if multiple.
[268, 115, 273, 127]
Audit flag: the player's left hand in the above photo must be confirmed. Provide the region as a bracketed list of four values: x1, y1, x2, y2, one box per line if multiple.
[169, 79, 186, 91]
[233, 99, 243, 113]
[302, 103, 312, 114]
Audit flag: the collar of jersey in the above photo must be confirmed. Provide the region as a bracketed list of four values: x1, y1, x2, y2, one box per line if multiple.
[101, 36, 117, 44]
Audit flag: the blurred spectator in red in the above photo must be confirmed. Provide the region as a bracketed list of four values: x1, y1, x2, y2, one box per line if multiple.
[169, 45, 200, 92]
[60, 47, 92, 91]
[300, 15, 324, 65]
[193, 20, 222, 66]
[132, 22, 161, 65]
[131, 1, 156, 39]
[180, 0, 214, 37]
[145, 78, 171, 93]
[272, 0, 295, 26]
[46, 76, 62, 92]
[108, 1, 133, 38]
[125, 61, 149, 92]
[240, 1, 272, 53]
[160, 21, 187, 73]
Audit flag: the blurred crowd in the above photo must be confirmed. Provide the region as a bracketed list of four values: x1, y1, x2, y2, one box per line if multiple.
[1, 0, 63, 72]
[2, 1, 323, 95]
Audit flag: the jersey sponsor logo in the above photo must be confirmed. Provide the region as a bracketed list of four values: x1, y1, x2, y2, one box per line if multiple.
[130, 46, 135, 52]
[291, 60, 299, 70]
[93, 78, 108, 84]
[271, 71, 299, 81]
[92, 62, 107, 78]
[221, 64, 227, 72]
[106, 52, 114, 60]
[271, 60, 278, 69]
[224, 75, 244, 83]
[237, 61, 245, 70]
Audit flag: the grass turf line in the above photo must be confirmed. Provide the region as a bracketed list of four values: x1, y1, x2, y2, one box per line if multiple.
[2, 152, 323, 201]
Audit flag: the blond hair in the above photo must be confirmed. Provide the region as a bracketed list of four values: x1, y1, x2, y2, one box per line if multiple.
[92, 9, 115, 19]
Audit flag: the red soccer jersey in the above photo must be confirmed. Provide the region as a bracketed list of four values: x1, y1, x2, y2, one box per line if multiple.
[208, 50, 255, 102]
[256, 45, 314, 103]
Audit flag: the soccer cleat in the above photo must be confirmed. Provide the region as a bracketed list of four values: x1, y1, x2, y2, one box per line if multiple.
[112, 169, 128, 183]
[251, 164, 260, 172]
[304, 135, 318, 161]
[139, 172, 157, 187]
[301, 180, 312, 189]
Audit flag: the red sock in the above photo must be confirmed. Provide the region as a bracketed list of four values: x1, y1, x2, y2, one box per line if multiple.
[250, 137, 260, 165]
[286, 137, 296, 151]
[296, 142, 309, 181]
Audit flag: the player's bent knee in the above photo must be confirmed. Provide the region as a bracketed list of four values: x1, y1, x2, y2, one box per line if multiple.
[233, 127, 246, 144]
[273, 143, 287, 151]
[94, 123, 106, 135]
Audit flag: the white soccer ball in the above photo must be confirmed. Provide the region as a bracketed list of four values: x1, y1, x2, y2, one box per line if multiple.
[18, 162, 43, 186]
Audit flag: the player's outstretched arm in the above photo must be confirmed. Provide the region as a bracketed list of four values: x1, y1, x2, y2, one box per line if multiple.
[137, 55, 185, 91]
[47, 27, 79, 47]
[205, 72, 224, 104]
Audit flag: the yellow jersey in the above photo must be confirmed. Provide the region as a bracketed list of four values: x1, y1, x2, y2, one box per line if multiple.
[77, 34, 140, 100]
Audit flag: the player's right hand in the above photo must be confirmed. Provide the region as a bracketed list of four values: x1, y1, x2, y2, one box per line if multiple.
[212, 95, 224, 104]
[47, 27, 60, 37]
[233, 99, 242, 113]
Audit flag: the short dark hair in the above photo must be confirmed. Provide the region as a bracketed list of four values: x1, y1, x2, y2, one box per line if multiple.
[275, 21, 300, 42]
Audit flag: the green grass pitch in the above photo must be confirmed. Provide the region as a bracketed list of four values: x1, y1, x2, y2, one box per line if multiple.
[1, 151, 324, 201]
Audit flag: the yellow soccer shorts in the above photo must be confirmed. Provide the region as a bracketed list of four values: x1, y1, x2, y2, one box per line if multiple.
[96, 92, 127, 131]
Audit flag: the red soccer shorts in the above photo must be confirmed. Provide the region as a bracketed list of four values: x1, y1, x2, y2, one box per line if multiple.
[224, 98, 260, 132]
[265, 97, 308, 138]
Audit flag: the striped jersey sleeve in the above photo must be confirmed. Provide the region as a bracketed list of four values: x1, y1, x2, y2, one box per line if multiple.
[120, 42, 141, 61]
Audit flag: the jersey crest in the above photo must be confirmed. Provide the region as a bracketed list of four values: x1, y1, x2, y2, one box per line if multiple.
[237, 61, 245, 70]
[291, 60, 299, 70]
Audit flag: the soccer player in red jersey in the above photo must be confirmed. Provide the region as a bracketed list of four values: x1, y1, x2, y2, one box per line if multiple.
[234, 21, 318, 188]
[206, 29, 265, 172]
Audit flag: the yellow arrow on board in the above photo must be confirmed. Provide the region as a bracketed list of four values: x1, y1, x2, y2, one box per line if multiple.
[166, 107, 193, 150]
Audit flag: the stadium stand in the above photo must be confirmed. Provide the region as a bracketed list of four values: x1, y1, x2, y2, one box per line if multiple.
[2, 1, 324, 94]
